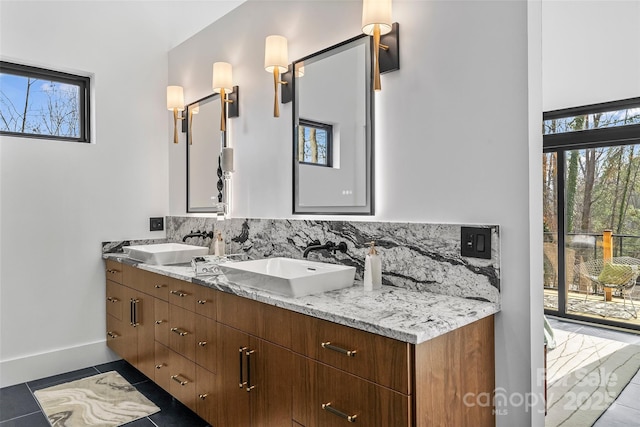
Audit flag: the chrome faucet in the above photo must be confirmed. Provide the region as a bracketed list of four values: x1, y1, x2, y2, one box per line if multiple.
[182, 230, 214, 242]
[303, 240, 348, 258]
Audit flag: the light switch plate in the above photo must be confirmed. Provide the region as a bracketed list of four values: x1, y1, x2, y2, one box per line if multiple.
[461, 226, 491, 259]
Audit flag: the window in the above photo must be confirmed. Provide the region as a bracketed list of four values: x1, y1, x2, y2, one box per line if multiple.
[0, 61, 90, 142]
[298, 119, 333, 167]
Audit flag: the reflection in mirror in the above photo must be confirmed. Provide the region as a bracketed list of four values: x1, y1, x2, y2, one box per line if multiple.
[187, 93, 226, 213]
[293, 35, 374, 215]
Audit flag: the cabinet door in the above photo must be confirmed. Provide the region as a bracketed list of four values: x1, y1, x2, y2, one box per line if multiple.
[249, 337, 292, 427]
[169, 305, 196, 361]
[195, 314, 216, 372]
[134, 292, 156, 379]
[196, 365, 217, 426]
[217, 323, 250, 427]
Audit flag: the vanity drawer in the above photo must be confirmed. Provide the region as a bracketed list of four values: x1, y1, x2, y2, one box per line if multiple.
[168, 348, 197, 412]
[141, 271, 173, 301]
[155, 299, 169, 346]
[193, 285, 217, 319]
[106, 280, 124, 321]
[291, 313, 411, 394]
[293, 356, 410, 427]
[216, 292, 291, 348]
[105, 259, 123, 284]
[167, 280, 199, 312]
[169, 305, 196, 362]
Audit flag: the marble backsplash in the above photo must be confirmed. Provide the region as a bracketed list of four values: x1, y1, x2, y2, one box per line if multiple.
[103, 217, 500, 304]
[170, 217, 500, 304]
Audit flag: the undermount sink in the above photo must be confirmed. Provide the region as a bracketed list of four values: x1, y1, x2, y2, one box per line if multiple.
[123, 243, 208, 265]
[218, 257, 356, 297]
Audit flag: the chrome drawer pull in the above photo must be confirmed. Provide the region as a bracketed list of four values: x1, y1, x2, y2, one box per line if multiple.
[106, 269, 120, 274]
[322, 402, 357, 422]
[155, 364, 164, 370]
[107, 297, 119, 303]
[170, 290, 188, 297]
[155, 320, 165, 325]
[321, 342, 357, 357]
[171, 374, 189, 386]
[107, 331, 118, 339]
[170, 327, 189, 336]
[199, 393, 208, 400]
[154, 284, 166, 289]
[198, 341, 207, 347]
[197, 299, 207, 305]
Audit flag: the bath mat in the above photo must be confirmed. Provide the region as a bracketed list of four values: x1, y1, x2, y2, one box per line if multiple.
[34, 371, 160, 427]
[546, 329, 640, 426]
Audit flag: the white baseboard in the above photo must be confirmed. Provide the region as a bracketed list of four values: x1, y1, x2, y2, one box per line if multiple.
[0, 340, 121, 388]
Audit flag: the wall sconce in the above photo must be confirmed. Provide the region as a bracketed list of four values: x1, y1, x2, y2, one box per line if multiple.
[264, 35, 289, 118]
[167, 85, 185, 143]
[212, 62, 239, 132]
[362, 0, 400, 91]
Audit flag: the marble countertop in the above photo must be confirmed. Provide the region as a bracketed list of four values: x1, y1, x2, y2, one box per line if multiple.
[104, 254, 500, 345]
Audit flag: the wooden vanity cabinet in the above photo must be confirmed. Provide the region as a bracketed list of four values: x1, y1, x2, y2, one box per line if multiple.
[105, 263, 155, 380]
[106, 260, 495, 427]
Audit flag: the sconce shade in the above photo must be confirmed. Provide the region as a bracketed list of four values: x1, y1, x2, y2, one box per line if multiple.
[264, 35, 289, 73]
[362, 0, 393, 35]
[166, 85, 185, 111]
[212, 62, 234, 94]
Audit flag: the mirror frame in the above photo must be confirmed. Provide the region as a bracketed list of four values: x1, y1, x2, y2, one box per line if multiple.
[186, 93, 226, 213]
[292, 34, 375, 215]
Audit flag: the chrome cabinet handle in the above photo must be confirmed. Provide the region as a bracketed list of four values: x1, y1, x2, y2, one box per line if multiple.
[106, 269, 120, 274]
[154, 284, 166, 289]
[170, 290, 189, 297]
[245, 349, 255, 392]
[321, 341, 357, 357]
[197, 299, 207, 305]
[170, 327, 189, 336]
[107, 296, 119, 303]
[155, 364, 164, 370]
[107, 331, 118, 339]
[322, 403, 357, 423]
[199, 393, 208, 400]
[171, 374, 189, 386]
[155, 320, 164, 325]
[198, 341, 207, 347]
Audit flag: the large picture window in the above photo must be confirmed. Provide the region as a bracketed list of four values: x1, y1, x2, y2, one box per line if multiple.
[0, 61, 90, 142]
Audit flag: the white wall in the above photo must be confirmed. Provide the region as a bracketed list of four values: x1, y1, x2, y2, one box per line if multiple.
[0, 0, 243, 387]
[542, 0, 640, 110]
[169, 1, 539, 425]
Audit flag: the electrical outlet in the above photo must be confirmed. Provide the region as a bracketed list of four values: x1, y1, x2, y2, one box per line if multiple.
[460, 226, 491, 259]
[150, 217, 164, 231]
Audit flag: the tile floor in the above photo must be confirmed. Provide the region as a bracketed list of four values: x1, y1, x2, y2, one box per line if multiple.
[0, 360, 210, 427]
[2, 319, 640, 427]
[546, 315, 640, 427]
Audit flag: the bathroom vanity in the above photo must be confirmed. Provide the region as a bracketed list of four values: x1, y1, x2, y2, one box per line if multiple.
[104, 256, 498, 427]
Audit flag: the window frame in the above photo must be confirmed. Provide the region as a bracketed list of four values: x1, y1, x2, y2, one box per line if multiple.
[298, 118, 333, 167]
[0, 61, 91, 143]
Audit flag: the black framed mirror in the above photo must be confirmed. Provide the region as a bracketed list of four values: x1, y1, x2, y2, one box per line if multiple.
[186, 93, 226, 213]
[292, 34, 374, 215]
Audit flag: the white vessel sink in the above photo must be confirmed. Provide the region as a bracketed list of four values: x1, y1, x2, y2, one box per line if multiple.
[123, 243, 208, 265]
[219, 257, 356, 297]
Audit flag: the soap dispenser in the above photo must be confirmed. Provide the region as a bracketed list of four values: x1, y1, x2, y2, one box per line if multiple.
[214, 231, 226, 256]
[363, 241, 382, 291]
